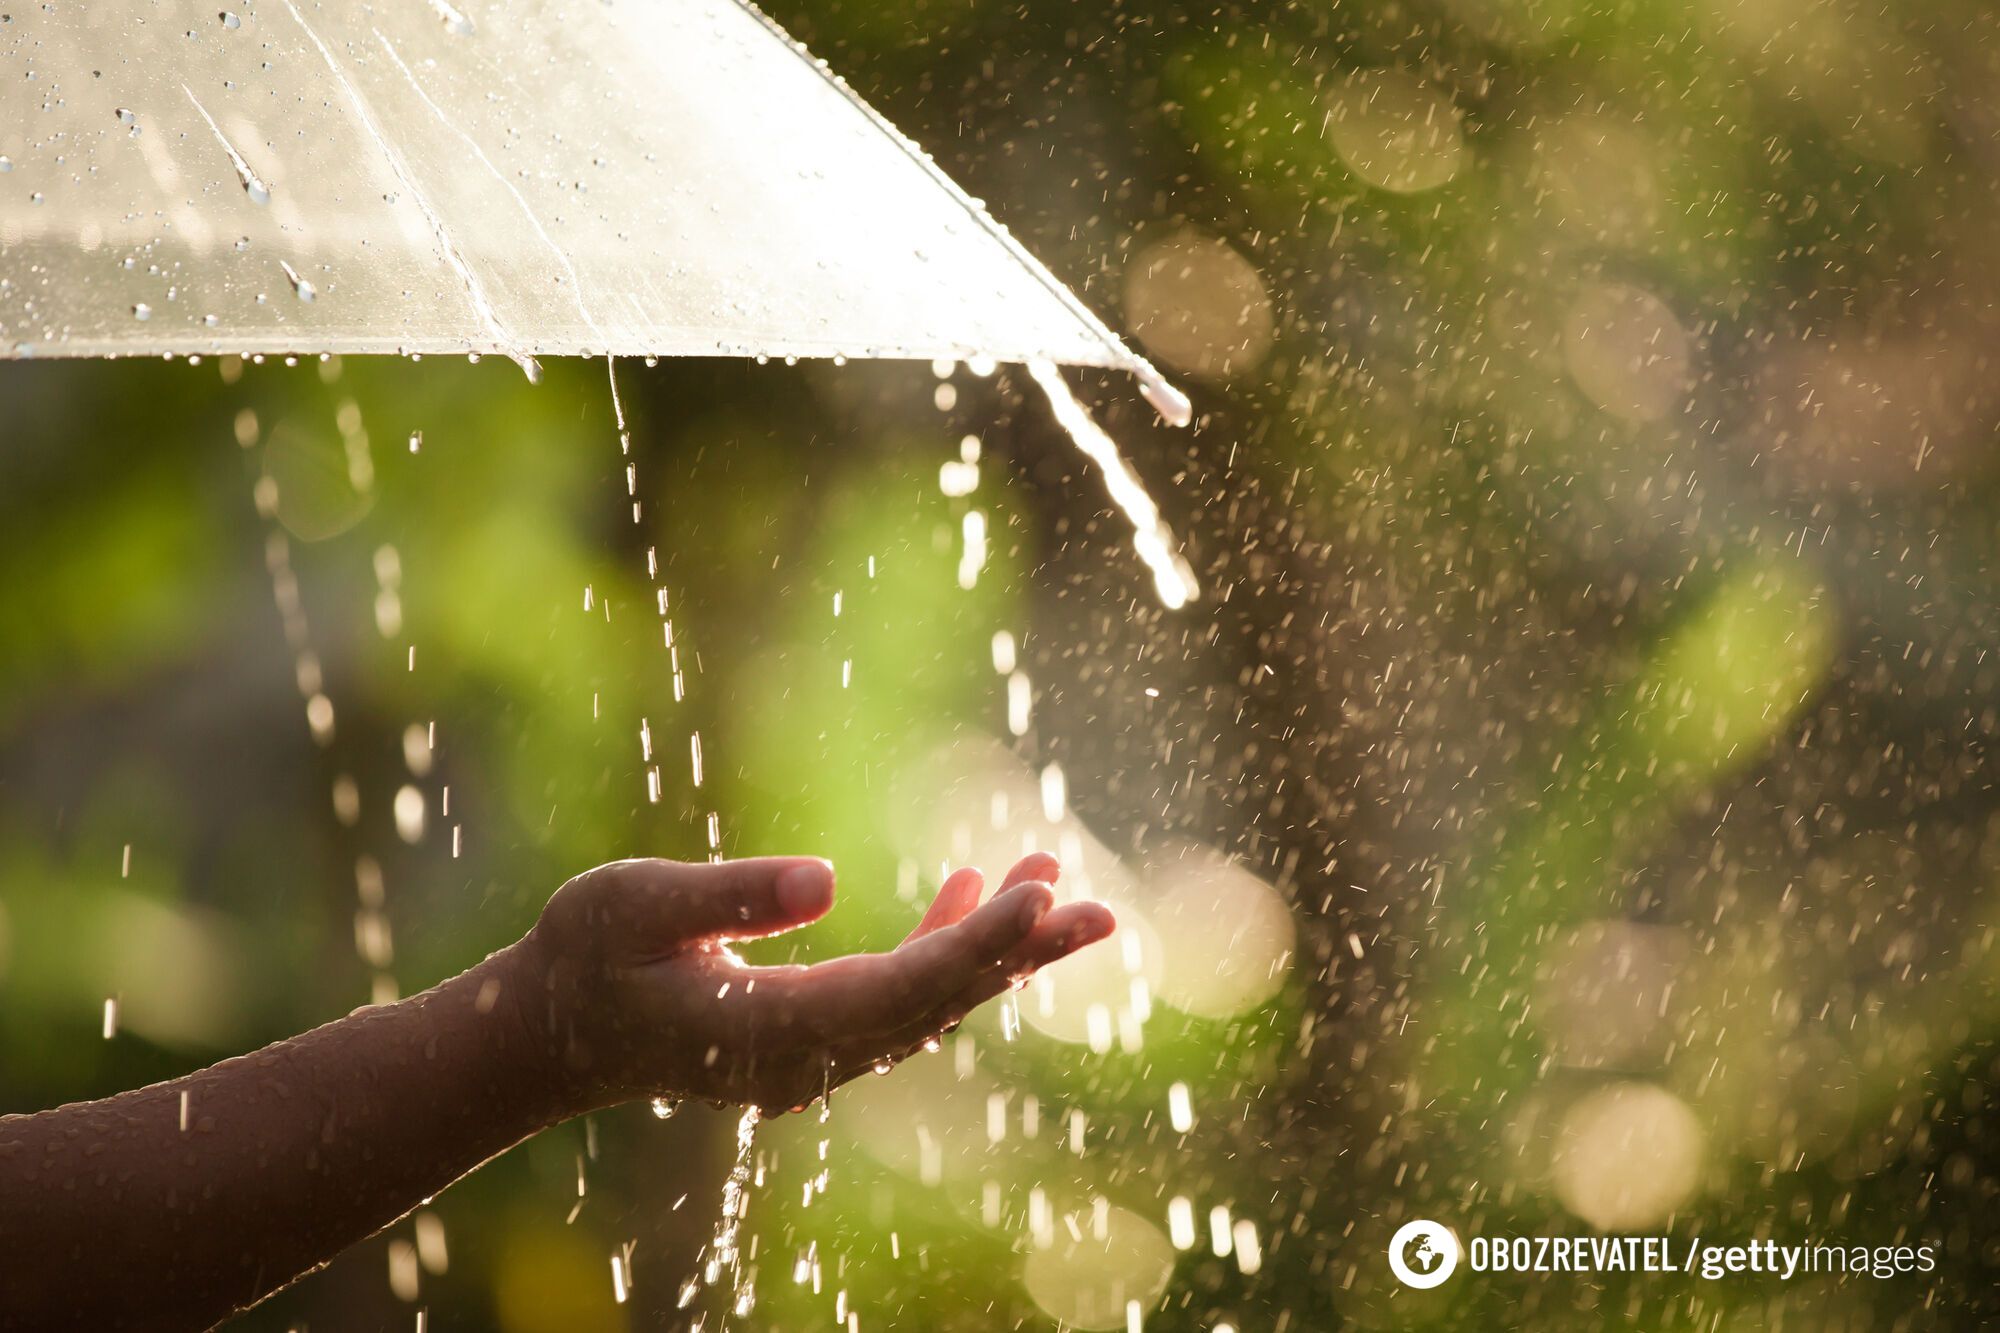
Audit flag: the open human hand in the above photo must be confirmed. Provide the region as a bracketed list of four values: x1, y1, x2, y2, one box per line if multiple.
[511, 852, 1114, 1114]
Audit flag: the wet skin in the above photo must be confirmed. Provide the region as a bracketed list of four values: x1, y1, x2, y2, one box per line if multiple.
[0, 853, 1113, 1330]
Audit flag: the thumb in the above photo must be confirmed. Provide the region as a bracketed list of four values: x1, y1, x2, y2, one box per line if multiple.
[619, 856, 836, 945]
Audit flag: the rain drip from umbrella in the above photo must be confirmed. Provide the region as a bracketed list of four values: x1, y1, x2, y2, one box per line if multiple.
[1132, 359, 1193, 428]
[606, 355, 716, 850]
[1025, 359, 1199, 610]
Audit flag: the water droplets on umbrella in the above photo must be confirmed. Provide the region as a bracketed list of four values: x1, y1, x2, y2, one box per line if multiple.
[181, 83, 270, 204]
[278, 261, 315, 303]
[425, 0, 475, 36]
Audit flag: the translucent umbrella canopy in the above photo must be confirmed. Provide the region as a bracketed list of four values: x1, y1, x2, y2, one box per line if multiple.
[0, 0, 1180, 416]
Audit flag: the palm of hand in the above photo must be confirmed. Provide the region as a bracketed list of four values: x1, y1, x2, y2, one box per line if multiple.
[518, 852, 1113, 1114]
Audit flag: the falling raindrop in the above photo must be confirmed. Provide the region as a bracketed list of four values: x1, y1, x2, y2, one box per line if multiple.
[1025, 360, 1198, 609]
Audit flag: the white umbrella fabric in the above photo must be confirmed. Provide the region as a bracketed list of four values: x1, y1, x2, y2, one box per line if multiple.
[0, 0, 1182, 406]
[0, 0, 1196, 601]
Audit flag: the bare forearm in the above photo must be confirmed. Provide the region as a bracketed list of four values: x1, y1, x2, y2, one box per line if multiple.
[0, 852, 1114, 1328]
[0, 943, 569, 1331]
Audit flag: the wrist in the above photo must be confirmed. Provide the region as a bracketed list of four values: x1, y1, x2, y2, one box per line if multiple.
[480, 934, 602, 1122]
[497, 924, 649, 1116]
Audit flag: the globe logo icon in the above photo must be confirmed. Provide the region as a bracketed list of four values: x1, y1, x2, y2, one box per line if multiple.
[1387, 1219, 1460, 1289]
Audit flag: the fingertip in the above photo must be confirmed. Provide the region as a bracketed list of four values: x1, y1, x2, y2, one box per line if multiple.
[1026, 900, 1115, 961]
[968, 879, 1053, 945]
[908, 865, 984, 941]
[1001, 850, 1061, 890]
[775, 858, 836, 922]
[941, 865, 984, 899]
[1069, 901, 1116, 945]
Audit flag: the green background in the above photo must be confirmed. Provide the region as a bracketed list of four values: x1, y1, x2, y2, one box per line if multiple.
[4, 0, 2000, 1328]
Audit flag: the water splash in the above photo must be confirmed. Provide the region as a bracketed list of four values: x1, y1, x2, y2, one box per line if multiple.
[1024, 359, 1199, 610]
[685, 1106, 761, 1326]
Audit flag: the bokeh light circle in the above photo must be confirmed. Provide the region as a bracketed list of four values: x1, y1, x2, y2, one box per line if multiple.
[1124, 230, 1275, 381]
[1553, 1082, 1704, 1229]
[1021, 1204, 1175, 1330]
[1325, 70, 1468, 194]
